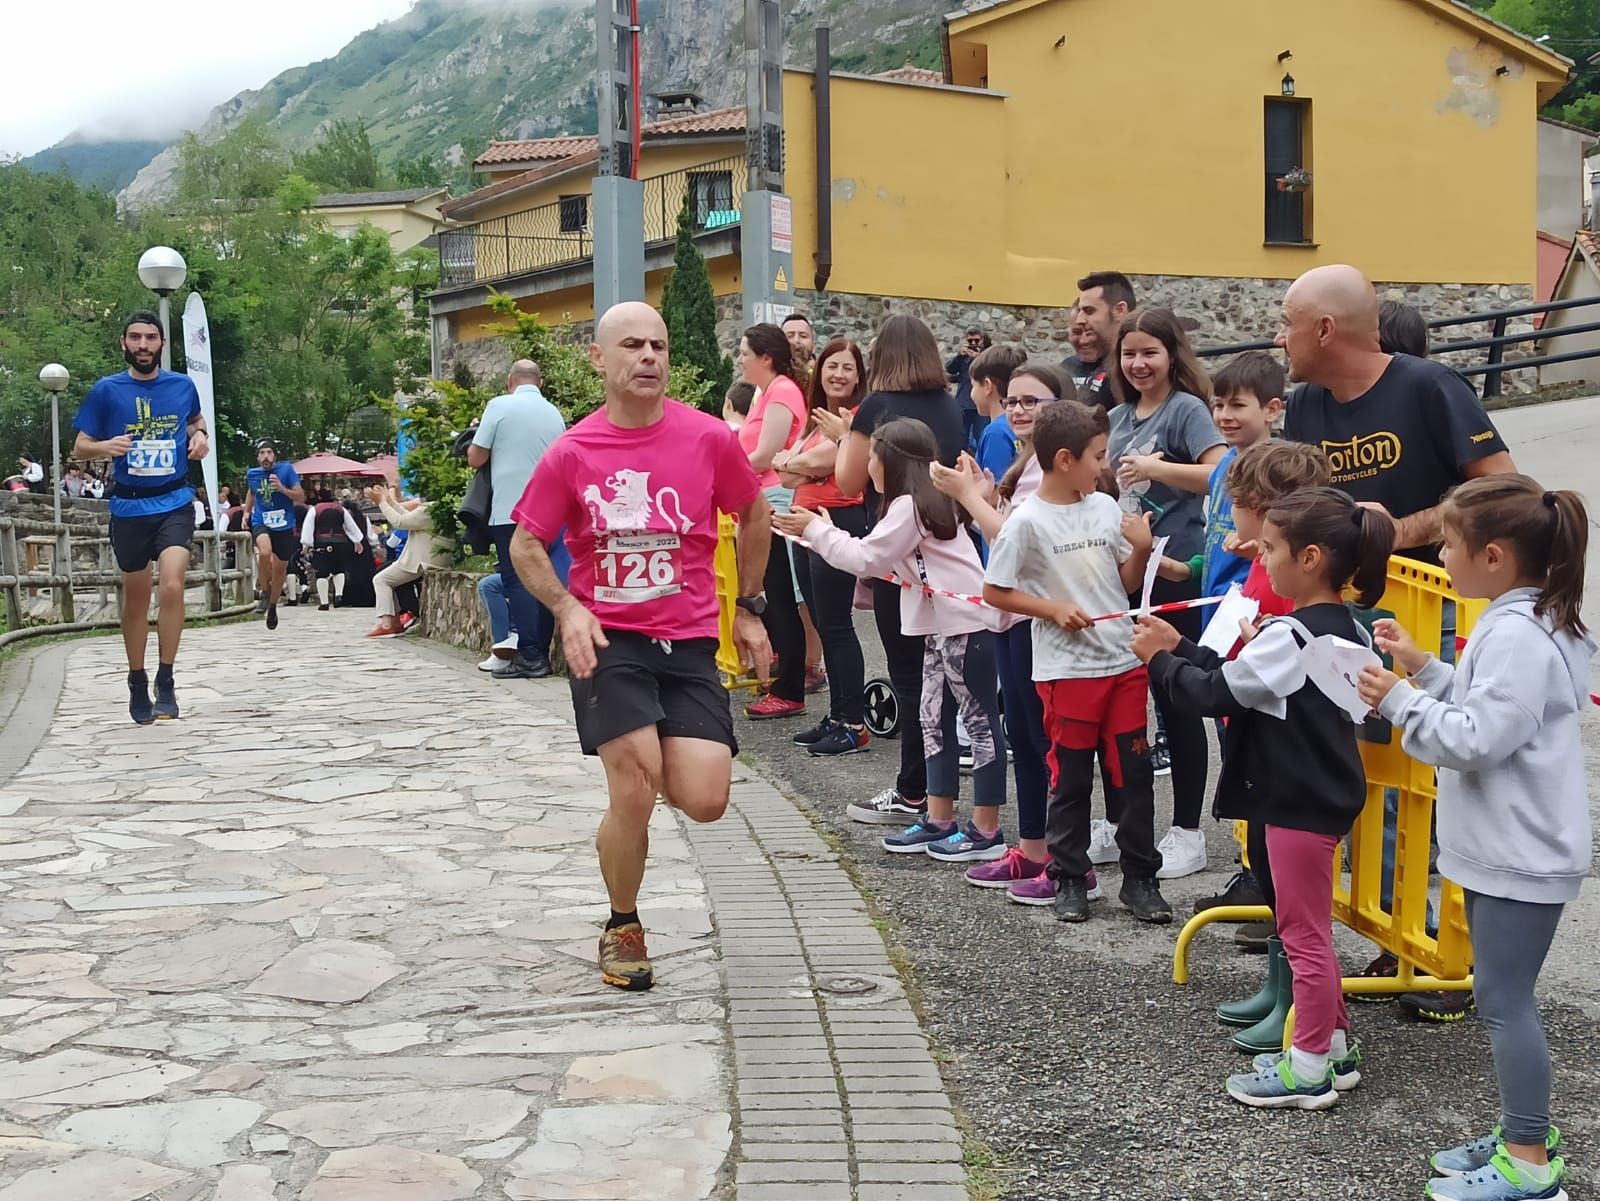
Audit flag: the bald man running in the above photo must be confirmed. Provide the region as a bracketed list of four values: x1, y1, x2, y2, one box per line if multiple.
[1277, 264, 1515, 560]
[510, 302, 774, 990]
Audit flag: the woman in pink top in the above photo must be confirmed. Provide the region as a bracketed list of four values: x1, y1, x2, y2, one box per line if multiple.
[777, 418, 1012, 864]
[736, 323, 811, 719]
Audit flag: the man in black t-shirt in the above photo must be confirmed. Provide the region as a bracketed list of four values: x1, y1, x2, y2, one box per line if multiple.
[1063, 271, 1136, 411]
[1278, 265, 1515, 562]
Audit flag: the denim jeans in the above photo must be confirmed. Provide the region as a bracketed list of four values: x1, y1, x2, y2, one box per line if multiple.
[1378, 600, 1454, 929]
[477, 572, 513, 645]
[492, 523, 569, 661]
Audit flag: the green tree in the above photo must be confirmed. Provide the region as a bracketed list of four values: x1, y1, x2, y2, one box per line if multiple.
[392, 153, 446, 190]
[380, 378, 488, 546]
[659, 200, 733, 411]
[292, 119, 385, 192]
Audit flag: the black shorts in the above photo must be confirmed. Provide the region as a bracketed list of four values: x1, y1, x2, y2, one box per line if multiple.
[570, 631, 737, 757]
[254, 526, 298, 563]
[108, 505, 195, 574]
[310, 543, 346, 575]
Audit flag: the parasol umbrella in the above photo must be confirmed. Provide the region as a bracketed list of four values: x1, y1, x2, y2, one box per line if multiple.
[293, 452, 381, 477]
[361, 454, 401, 484]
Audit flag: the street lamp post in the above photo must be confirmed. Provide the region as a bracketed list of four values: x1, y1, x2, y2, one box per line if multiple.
[136, 246, 188, 370]
[38, 364, 70, 527]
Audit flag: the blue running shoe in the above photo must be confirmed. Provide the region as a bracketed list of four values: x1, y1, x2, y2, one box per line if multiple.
[1224, 1057, 1337, 1110]
[1426, 1149, 1568, 1201]
[882, 820, 958, 854]
[1252, 1041, 1363, 1092]
[926, 822, 1007, 863]
[1432, 1129, 1562, 1179]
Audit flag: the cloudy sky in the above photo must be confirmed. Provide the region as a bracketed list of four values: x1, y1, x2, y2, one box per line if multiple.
[3, 0, 417, 158]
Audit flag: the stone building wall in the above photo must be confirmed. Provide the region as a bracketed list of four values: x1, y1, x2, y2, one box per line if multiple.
[420, 567, 492, 655]
[441, 275, 1536, 392]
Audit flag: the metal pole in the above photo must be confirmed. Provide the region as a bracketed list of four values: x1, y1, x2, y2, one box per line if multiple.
[49, 391, 61, 527]
[158, 294, 172, 372]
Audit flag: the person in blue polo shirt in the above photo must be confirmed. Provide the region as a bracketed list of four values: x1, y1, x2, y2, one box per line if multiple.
[72, 311, 208, 725]
[244, 439, 305, 631]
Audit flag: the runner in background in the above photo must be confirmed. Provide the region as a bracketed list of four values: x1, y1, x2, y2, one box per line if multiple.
[244, 439, 305, 632]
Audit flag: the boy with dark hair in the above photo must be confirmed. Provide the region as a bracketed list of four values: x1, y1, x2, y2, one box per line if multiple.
[970, 344, 1029, 481]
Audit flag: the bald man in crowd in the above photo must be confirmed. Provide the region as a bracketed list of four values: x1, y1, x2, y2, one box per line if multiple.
[1278, 264, 1515, 562]
[471, 358, 569, 678]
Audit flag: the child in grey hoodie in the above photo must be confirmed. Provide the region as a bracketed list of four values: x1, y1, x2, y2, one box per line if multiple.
[1358, 474, 1593, 1201]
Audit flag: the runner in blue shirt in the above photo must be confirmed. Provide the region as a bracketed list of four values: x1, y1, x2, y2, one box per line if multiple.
[243, 439, 305, 631]
[71, 311, 208, 725]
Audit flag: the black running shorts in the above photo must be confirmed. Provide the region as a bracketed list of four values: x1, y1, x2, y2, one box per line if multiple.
[569, 631, 737, 757]
[108, 504, 195, 574]
[254, 526, 298, 564]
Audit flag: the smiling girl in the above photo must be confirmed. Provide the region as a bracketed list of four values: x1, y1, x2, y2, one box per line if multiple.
[1108, 307, 1226, 880]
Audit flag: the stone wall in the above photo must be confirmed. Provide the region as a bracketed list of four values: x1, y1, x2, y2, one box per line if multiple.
[419, 567, 492, 655]
[443, 274, 1536, 392]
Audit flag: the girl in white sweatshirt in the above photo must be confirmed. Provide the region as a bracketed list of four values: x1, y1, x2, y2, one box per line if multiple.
[775, 417, 1009, 863]
[1358, 474, 1593, 1201]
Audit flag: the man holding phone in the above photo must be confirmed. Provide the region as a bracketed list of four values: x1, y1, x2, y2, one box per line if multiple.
[946, 327, 992, 448]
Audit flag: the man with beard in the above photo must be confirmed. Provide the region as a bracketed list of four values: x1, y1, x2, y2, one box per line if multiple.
[244, 439, 306, 630]
[1063, 271, 1136, 410]
[72, 311, 209, 724]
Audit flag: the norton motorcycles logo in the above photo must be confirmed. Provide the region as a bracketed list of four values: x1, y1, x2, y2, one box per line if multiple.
[1322, 432, 1402, 482]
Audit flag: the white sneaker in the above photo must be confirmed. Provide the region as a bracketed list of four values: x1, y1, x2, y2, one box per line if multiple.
[477, 654, 498, 672]
[1088, 819, 1119, 865]
[1155, 826, 1207, 879]
[492, 634, 519, 660]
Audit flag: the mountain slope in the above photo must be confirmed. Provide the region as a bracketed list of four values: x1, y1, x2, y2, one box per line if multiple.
[18, 139, 170, 193]
[119, 0, 948, 209]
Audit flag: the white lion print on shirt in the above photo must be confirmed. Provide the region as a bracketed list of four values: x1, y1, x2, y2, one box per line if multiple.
[583, 467, 694, 605]
[583, 468, 693, 534]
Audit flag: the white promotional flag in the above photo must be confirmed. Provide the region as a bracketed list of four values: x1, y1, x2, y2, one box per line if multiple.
[181, 292, 222, 525]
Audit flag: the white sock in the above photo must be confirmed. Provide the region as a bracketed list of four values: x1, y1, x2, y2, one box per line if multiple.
[1329, 1029, 1348, 1058]
[317, 578, 331, 605]
[334, 574, 346, 599]
[1289, 1046, 1329, 1084]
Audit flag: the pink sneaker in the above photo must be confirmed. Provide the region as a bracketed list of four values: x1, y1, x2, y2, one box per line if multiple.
[1007, 869, 1101, 906]
[966, 846, 1048, 889]
[744, 694, 806, 721]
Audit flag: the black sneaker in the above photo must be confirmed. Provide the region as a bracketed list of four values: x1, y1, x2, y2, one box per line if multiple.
[266, 603, 279, 631]
[793, 717, 838, 746]
[1352, 950, 1400, 1002]
[1233, 919, 1276, 952]
[1398, 990, 1475, 1023]
[1151, 738, 1172, 777]
[128, 671, 154, 726]
[1119, 877, 1173, 924]
[152, 672, 179, 721]
[497, 653, 552, 680]
[1194, 869, 1268, 914]
[809, 725, 870, 757]
[318, 603, 330, 612]
[1052, 876, 1090, 923]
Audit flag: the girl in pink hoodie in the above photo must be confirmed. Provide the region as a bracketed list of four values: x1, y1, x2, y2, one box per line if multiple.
[775, 418, 1010, 862]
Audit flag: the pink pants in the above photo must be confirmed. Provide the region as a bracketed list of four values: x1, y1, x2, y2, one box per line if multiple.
[1266, 825, 1349, 1055]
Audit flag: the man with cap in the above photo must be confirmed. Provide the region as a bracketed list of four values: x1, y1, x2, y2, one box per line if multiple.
[244, 438, 305, 630]
[71, 310, 209, 723]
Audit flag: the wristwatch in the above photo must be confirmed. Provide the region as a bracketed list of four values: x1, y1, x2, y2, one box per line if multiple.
[736, 593, 768, 616]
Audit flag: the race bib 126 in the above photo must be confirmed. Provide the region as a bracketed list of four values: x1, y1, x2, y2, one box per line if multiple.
[127, 438, 177, 478]
[594, 533, 682, 604]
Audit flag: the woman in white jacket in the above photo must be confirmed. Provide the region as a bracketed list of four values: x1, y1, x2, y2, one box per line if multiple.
[364, 484, 454, 638]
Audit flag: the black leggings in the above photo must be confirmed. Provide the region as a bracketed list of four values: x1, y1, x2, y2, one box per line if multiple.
[872, 576, 926, 802]
[794, 505, 868, 725]
[1145, 574, 1210, 828]
[762, 534, 807, 703]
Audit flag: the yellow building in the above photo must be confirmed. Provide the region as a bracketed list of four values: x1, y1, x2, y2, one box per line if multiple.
[314, 188, 453, 254]
[429, 0, 1569, 373]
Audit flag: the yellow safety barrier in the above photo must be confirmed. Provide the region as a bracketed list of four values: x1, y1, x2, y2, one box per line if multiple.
[1174, 555, 1486, 1006]
[713, 513, 763, 691]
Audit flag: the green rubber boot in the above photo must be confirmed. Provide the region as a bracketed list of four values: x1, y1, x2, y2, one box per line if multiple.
[1231, 939, 1294, 1054]
[1216, 935, 1283, 1028]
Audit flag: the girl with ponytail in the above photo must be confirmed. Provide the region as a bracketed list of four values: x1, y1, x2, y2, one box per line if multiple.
[1358, 474, 1594, 1201]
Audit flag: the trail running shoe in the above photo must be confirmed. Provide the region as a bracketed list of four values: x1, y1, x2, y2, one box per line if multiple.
[128, 673, 154, 726]
[804, 665, 828, 695]
[926, 822, 1006, 863]
[966, 846, 1048, 889]
[793, 717, 838, 746]
[1353, 950, 1400, 1002]
[1088, 818, 1119, 865]
[1253, 1041, 1364, 1092]
[1119, 876, 1173, 924]
[882, 819, 958, 854]
[745, 694, 806, 721]
[809, 724, 870, 757]
[1225, 1058, 1337, 1111]
[1432, 1129, 1563, 1178]
[1426, 1149, 1568, 1201]
[1195, 868, 1269, 914]
[848, 789, 924, 825]
[1400, 989, 1476, 1023]
[598, 921, 654, 991]
[1053, 875, 1091, 922]
[152, 674, 179, 721]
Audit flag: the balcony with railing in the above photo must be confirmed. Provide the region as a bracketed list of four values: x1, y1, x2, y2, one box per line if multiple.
[437, 155, 748, 291]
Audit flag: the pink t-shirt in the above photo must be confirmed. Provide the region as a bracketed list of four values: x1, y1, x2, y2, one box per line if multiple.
[512, 400, 761, 641]
[736, 375, 809, 487]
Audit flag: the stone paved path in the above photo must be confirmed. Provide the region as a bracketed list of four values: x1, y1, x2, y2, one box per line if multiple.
[0, 611, 964, 1201]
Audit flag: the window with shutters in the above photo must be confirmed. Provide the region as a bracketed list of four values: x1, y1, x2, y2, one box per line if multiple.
[559, 194, 589, 234]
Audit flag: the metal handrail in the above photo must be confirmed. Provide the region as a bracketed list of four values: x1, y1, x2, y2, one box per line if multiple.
[437, 154, 748, 290]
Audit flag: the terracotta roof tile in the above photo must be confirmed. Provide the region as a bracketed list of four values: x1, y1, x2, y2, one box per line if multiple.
[876, 63, 945, 84]
[1575, 229, 1600, 260]
[475, 106, 745, 170]
[440, 150, 599, 218]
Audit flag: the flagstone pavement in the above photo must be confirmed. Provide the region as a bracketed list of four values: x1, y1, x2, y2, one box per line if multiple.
[0, 611, 966, 1201]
